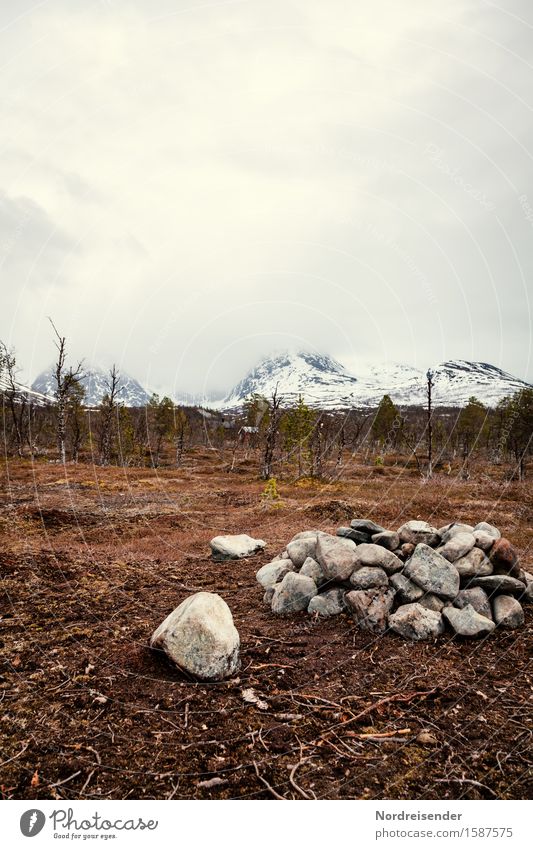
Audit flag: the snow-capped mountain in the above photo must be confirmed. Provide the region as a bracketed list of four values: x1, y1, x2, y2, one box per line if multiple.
[0, 372, 50, 405]
[31, 364, 151, 407]
[216, 351, 531, 410]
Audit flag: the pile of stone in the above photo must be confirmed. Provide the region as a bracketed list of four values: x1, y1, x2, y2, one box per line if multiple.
[256, 519, 532, 640]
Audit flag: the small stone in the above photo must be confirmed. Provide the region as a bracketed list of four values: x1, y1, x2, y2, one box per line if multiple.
[352, 543, 403, 575]
[404, 544, 460, 599]
[473, 530, 496, 552]
[401, 543, 415, 558]
[417, 731, 438, 745]
[371, 530, 400, 550]
[150, 592, 240, 681]
[390, 572, 424, 603]
[437, 532, 476, 563]
[315, 534, 358, 581]
[493, 595, 524, 629]
[271, 572, 318, 615]
[336, 527, 370, 544]
[454, 547, 493, 578]
[350, 518, 385, 535]
[443, 604, 495, 638]
[299, 556, 326, 586]
[439, 522, 475, 541]
[453, 587, 492, 620]
[418, 594, 446, 612]
[349, 566, 389, 590]
[255, 560, 293, 589]
[470, 575, 526, 596]
[474, 521, 501, 540]
[308, 588, 346, 617]
[388, 603, 444, 640]
[345, 587, 395, 634]
[210, 534, 266, 561]
[263, 587, 275, 605]
[490, 538, 520, 577]
[398, 520, 441, 547]
[287, 536, 318, 568]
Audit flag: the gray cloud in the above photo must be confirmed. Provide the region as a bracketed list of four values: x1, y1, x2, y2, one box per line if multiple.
[0, 0, 531, 395]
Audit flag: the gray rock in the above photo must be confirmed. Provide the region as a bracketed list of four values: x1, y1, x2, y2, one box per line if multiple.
[474, 521, 501, 540]
[523, 573, 533, 604]
[418, 594, 447, 612]
[349, 566, 389, 590]
[299, 556, 326, 586]
[255, 560, 293, 589]
[290, 530, 319, 542]
[454, 547, 493, 578]
[443, 604, 495, 638]
[271, 572, 318, 615]
[398, 520, 441, 547]
[308, 588, 346, 617]
[350, 518, 385, 535]
[388, 603, 444, 640]
[210, 534, 266, 561]
[390, 572, 424, 603]
[453, 588, 492, 620]
[150, 592, 240, 681]
[404, 544, 460, 599]
[438, 532, 476, 563]
[470, 575, 526, 596]
[316, 534, 358, 581]
[345, 587, 395, 634]
[493, 595, 524, 629]
[287, 536, 318, 568]
[473, 530, 497, 552]
[439, 522, 475, 541]
[336, 527, 370, 544]
[371, 530, 400, 551]
[352, 543, 403, 575]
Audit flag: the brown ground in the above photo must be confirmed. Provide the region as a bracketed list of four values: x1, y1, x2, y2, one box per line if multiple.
[1, 451, 532, 800]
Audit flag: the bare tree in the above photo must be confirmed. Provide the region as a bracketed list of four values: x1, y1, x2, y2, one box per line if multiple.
[261, 387, 283, 480]
[49, 319, 84, 464]
[0, 342, 26, 457]
[99, 365, 122, 465]
[426, 369, 434, 479]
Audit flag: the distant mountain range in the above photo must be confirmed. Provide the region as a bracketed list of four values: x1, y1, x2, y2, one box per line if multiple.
[8, 351, 528, 410]
[31, 364, 151, 407]
[214, 351, 532, 410]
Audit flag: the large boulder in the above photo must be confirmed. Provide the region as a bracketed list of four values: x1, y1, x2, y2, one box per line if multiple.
[404, 544, 460, 600]
[271, 572, 318, 615]
[350, 518, 385, 535]
[453, 587, 492, 620]
[388, 603, 444, 641]
[489, 538, 520, 577]
[337, 527, 370, 544]
[349, 566, 389, 590]
[473, 530, 497, 552]
[371, 530, 400, 551]
[150, 592, 240, 681]
[454, 547, 493, 578]
[352, 543, 403, 575]
[308, 588, 346, 617]
[210, 534, 266, 561]
[316, 534, 358, 581]
[286, 536, 318, 568]
[299, 556, 326, 586]
[470, 575, 526, 596]
[255, 559, 293, 589]
[439, 522, 475, 542]
[345, 587, 395, 634]
[390, 572, 424, 604]
[438, 532, 476, 563]
[443, 604, 495, 638]
[398, 521, 440, 547]
[493, 595, 525, 629]
[474, 521, 501, 540]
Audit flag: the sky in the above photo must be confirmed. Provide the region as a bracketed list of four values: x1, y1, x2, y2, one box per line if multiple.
[1, 0, 532, 399]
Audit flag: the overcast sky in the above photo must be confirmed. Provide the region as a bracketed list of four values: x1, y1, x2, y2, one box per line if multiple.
[1, 0, 532, 398]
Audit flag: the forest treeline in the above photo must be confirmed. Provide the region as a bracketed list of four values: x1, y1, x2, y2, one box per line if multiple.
[1, 329, 532, 481]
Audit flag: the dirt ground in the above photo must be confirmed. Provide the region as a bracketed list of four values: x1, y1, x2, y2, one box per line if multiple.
[1, 451, 532, 800]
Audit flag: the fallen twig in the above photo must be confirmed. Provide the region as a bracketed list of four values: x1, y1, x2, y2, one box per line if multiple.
[434, 777, 499, 799]
[253, 761, 286, 800]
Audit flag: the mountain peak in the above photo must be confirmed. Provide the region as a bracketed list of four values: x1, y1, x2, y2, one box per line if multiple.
[31, 363, 151, 407]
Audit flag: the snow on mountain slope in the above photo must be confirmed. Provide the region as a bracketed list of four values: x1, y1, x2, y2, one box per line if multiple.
[0, 372, 50, 405]
[216, 351, 531, 410]
[31, 364, 151, 407]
